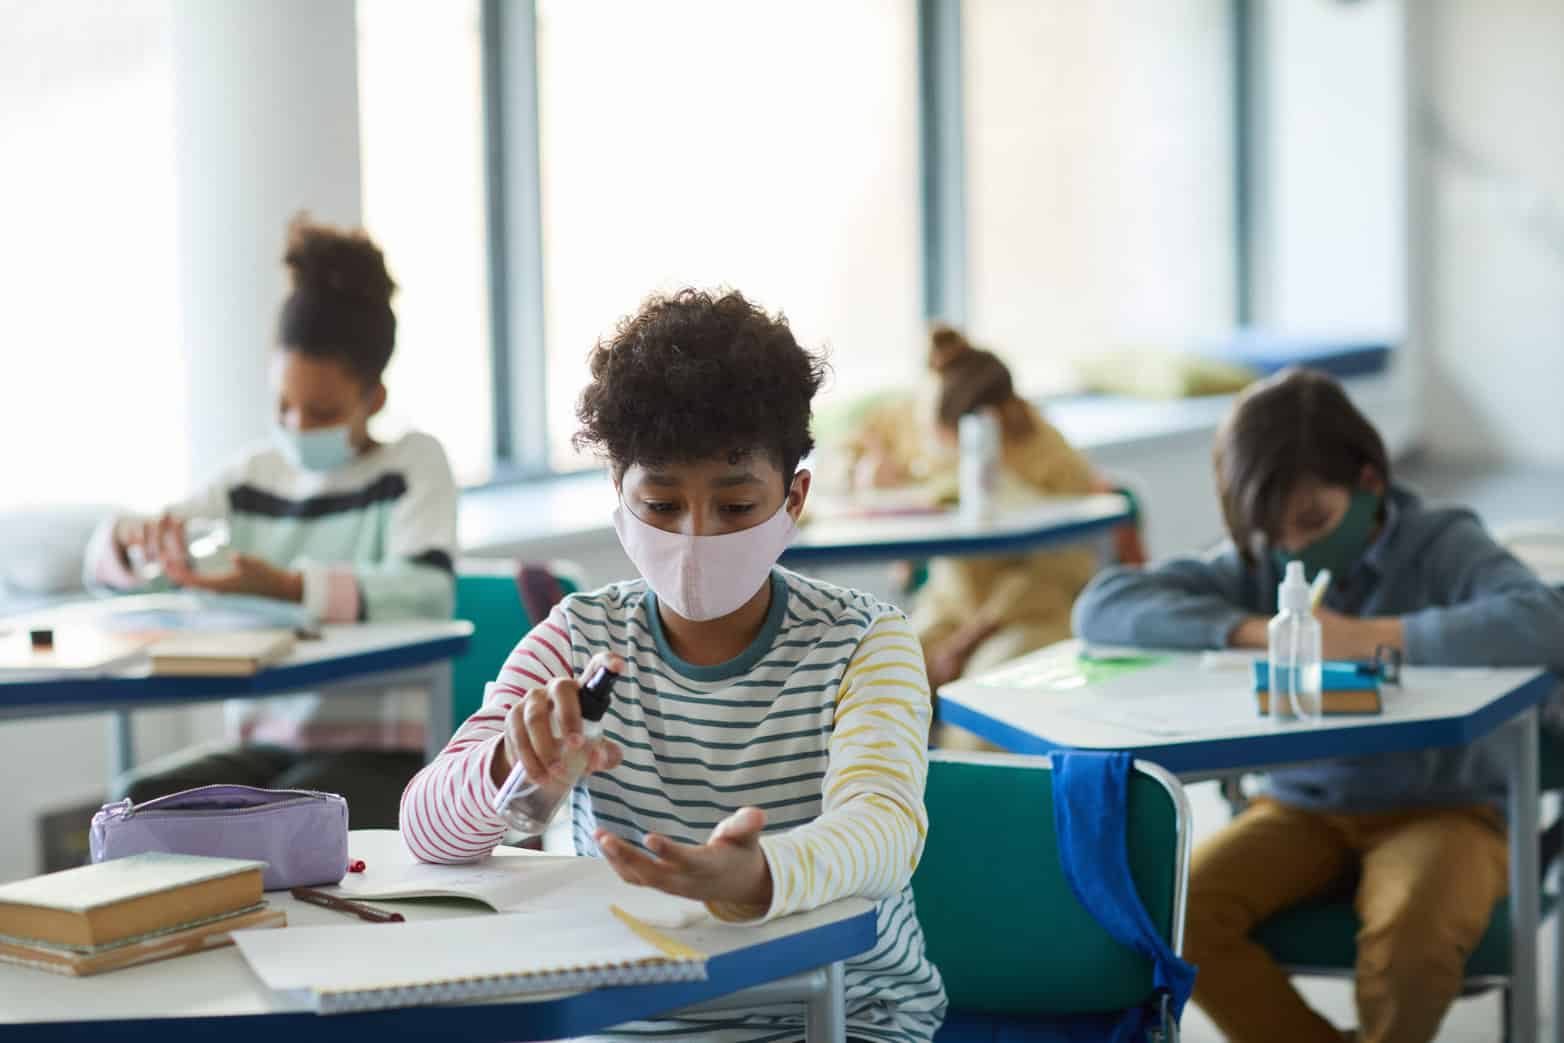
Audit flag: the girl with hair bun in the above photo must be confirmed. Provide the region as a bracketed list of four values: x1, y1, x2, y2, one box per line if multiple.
[844, 327, 1144, 746]
[87, 214, 458, 827]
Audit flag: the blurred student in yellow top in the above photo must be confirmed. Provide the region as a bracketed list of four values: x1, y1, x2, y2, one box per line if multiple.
[848, 330, 1138, 725]
[914, 339, 1101, 694]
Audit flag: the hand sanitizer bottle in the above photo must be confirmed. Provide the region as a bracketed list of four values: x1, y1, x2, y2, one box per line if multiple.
[492, 664, 617, 834]
[959, 411, 1000, 527]
[1270, 561, 1323, 723]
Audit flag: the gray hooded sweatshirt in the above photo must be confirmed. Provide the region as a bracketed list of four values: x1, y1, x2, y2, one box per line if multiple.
[1071, 485, 1564, 812]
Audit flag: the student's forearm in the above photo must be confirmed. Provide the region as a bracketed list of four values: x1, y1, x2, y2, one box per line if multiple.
[355, 563, 456, 621]
[1402, 591, 1564, 667]
[1230, 614, 1406, 661]
[748, 794, 923, 922]
[1075, 566, 1249, 651]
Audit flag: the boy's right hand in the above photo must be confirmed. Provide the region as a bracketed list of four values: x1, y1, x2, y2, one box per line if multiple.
[491, 653, 625, 788]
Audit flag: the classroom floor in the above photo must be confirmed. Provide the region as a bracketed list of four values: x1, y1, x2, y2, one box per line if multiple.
[1177, 779, 1551, 1042]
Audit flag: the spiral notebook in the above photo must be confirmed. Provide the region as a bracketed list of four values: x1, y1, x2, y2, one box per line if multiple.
[233, 904, 706, 1014]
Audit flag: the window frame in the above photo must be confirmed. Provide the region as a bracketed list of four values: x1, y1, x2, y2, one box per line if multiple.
[475, 0, 1253, 486]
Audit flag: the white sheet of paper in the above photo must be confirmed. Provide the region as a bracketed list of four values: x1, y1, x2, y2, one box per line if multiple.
[1199, 650, 1263, 671]
[1062, 693, 1261, 737]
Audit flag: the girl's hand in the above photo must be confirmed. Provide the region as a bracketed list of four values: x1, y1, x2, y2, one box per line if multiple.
[114, 513, 186, 570]
[165, 551, 304, 602]
[491, 654, 626, 787]
[596, 807, 774, 911]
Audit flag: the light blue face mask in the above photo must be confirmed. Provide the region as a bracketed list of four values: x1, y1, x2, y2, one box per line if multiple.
[273, 423, 356, 472]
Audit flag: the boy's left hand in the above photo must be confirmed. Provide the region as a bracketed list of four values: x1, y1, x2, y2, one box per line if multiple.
[1316, 608, 1404, 661]
[164, 551, 305, 603]
[596, 807, 774, 911]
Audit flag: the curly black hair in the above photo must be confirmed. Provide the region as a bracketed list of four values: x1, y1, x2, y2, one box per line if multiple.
[574, 288, 828, 479]
[276, 213, 398, 386]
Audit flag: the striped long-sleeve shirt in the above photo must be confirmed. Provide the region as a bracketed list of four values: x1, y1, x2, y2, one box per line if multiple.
[401, 568, 946, 1043]
[87, 431, 457, 751]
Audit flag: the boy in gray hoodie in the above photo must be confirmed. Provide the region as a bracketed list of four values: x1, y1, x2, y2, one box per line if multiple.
[1074, 368, 1564, 1043]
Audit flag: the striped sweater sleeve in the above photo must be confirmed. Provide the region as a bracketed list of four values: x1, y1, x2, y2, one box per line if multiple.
[400, 606, 578, 864]
[713, 613, 932, 922]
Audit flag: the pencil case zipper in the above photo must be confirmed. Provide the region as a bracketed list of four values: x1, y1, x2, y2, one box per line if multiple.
[101, 788, 336, 821]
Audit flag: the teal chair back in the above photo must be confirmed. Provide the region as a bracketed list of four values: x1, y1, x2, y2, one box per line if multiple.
[452, 563, 579, 727]
[910, 751, 1189, 1017]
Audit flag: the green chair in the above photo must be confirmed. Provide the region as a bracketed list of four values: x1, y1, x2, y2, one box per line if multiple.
[451, 560, 582, 728]
[1244, 727, 1564, 1043]
[912, 750, 1191, 1041]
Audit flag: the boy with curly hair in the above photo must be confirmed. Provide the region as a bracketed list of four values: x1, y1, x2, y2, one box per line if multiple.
[402, 289, 946, 1042]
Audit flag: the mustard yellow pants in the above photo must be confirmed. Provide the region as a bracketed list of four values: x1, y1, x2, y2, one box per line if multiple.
[1185, 797, 1508, 1043]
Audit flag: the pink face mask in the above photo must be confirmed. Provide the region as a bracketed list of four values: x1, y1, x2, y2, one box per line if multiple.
[612, 502, 799, 621]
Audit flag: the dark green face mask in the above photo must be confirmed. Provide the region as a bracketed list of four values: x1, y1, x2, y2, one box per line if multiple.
[1272, 489, 1381, 583]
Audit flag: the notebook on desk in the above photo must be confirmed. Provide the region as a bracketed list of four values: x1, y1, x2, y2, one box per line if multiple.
[234, 904, 707, 1013]
[148, 629, 296, 676]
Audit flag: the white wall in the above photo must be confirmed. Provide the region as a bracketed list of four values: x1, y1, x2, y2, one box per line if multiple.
[172, 0, 365, 482]
[1255, 0, 1406, 338]
[0, 0, 364, 885]
[1415, 0, 1564, 464]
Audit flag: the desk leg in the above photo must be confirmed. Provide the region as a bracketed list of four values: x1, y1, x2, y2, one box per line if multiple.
[805, 961, 846, 1043]
[1508, 707, 1540, 1043]
[424, 663, 454, 763]
[108, 709, 134, 790]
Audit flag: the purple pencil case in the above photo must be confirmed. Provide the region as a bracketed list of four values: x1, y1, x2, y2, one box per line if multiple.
[89, 784, 349, 891]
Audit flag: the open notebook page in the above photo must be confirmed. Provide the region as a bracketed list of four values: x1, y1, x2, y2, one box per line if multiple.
[327, 830, 709, 928]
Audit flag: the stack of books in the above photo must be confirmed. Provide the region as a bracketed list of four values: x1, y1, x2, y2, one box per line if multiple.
[1254, 661, 1383, 716]
[0, 852, 283, 976]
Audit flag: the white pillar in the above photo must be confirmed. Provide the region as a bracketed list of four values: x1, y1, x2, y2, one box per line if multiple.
[169, 0, 363, 483]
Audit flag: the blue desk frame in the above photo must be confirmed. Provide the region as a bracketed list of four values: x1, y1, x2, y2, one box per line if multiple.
[940, 672, 1558, 774]
[782, 511, 1130, 567]
[0, 632, 470, 717]
[782, 497, 1132, 567]
[940, 667, 1560, 1043]
[0, 627, 472, 775]
[1, 907, 876, 1042]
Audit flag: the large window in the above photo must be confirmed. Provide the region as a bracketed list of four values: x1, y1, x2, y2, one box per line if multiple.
[534, 0, 925, 471]
[963, 0, 1237, 394]
[0, 1, 185, 510]
[1255, 0, 1404, 335]
[357, 0, 496, 485]
[9, 2, 1401, 500]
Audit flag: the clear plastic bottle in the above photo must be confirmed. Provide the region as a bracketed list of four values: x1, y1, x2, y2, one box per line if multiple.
[126, 517, 232, 582]
[1269, 561, 1323, 723]
[958, 411, 1000, 527]
[492, 664, 617, 834]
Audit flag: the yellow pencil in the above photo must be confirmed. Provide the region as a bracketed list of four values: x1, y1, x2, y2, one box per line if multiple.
[1310, 569, 1332, 611]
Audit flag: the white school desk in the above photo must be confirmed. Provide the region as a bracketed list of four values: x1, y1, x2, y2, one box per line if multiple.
[783, 492, 1132, 566]
[0, 832, 877, 1043]
[938, 642, 1560, 1043]
[0, 621, 473, 776]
